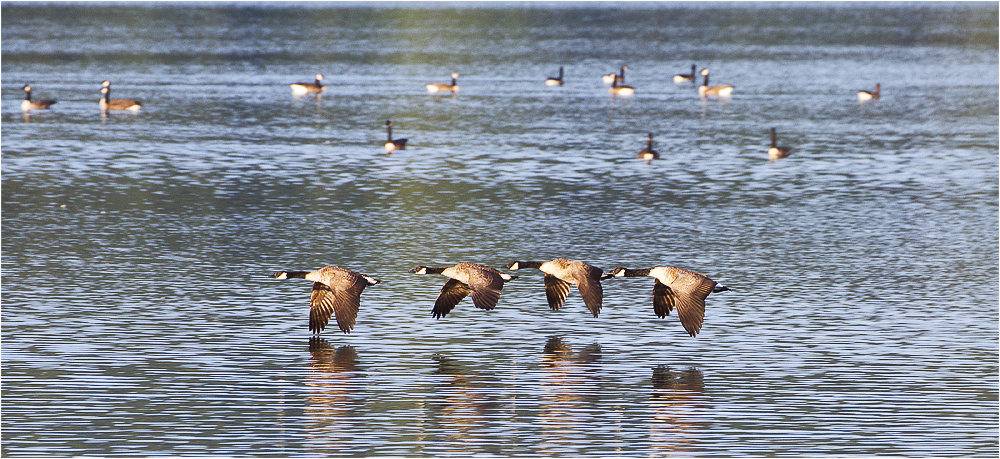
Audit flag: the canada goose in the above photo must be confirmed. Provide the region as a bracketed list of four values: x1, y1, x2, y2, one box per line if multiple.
[610, 66, 635, 96]
[426, 72, 459, 94]
[610, 266, 729, 337]
[505, 259, 610, 318]
[384, 120, 408, 153]
[21, 84, 56, 111]
[857, 83, 880, 101]
[673, 64, 697, 83]
[698, 69, 733, 98]
[290, 74, 325, 95]
[409, 263, 517, 318]
[768, 127, 792, 161]
[99, 83, 142, 112]
[271, 266, 380, 334]
[638, 133, 659, 162]
[545, 67, 564, 86]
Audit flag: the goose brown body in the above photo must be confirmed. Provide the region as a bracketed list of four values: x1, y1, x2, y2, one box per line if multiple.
[22, 85, 56, 111]
[410, 262, 516, 318]
[426, 72, 459, 93]
[99, 84, 141, 112]
[290, 74, 325, 95]
[768, 127, 792, 161]
[506, 258, 608, 318]
[271, 266, 380, 334]
[611, 266, 728, 337]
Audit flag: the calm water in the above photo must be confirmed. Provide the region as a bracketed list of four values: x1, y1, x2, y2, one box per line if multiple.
[2, 2, 998, 456]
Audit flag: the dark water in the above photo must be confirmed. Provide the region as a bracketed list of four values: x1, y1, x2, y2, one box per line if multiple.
[2, 2, 998, 456]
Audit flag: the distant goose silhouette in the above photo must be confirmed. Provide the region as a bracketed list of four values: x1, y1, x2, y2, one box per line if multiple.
[611, 266, 729, 337]
[384, 120, 408, 153]
[610, 65, 635, 96]
[21, 84, 56, 111]
[857, 83, 880, 101]
[768, 127, 792, 161]
[673, 64, 697, 83]
[545, 66, 564, 86]
[271, 266, 380, 334]
[409, 263, 516, 318]
[99, 81, 141, 112]
[698, 69, 733, 98]
[506, 259, 611, 318]
[637, 133, 659, 162]
[290, 74, 325, 95]
[426, 72, 459, 94]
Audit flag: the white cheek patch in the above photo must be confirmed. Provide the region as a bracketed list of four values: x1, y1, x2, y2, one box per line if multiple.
[361, 274, 379, 285]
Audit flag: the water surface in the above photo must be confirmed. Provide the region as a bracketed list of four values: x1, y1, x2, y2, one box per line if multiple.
[2, 2, 998, 456]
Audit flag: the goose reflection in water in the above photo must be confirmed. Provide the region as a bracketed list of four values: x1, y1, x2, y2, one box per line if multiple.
[308, 338, 362, 374]
[303, 338, 364, 447]
[424, 354, 508, 451]
[542, 336, 602, 367]
[648, 365, 708, 454]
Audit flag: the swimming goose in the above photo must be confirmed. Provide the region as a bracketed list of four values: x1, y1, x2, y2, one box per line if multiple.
[384, 120, 408, 153]
[638, 133, 659, 162]
[768, 127, 792, 161]
[611, 266, 729, 337]
[426, 72, 459, 94]
[545, 67, 564, 86]
[409, 263, 516, 318]
[698, 69, 733, 98]
[857, 83, 880, 101]
[21, 84, 56, 111]
[99, 83, 142, 112]
[673, 64, 697, 83]
[290, 74, 325, 95]
[609, 66, 635, 96]
[506, 259, 611, 318]
[271, 266, 380, 334]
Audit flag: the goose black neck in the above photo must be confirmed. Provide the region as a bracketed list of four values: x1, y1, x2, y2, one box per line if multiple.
[770, 128, 777, 148]
[24, 88, 31, 101]
[647, 133, 654, 149]
[315, 77, 323, 87]
[283, 271, 310, 279]
[691, 64, 696, 75]
[450, 76, 457, 86]
[558, 67, 563, 78]
[386, 124, 393, 141]
[703, 73, 710, 86]
[521, 261, 544, 269]
[425, 267, 447, 275]
[622, 268, 651, 277]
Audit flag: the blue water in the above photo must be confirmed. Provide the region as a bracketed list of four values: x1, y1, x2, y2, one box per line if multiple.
[2, 2, 998, 456]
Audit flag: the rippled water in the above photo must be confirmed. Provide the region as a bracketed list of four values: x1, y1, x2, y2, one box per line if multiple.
[2, 2, 998, 456]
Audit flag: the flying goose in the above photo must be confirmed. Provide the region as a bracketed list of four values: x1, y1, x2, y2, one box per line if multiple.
[698, 69, 733, 98]
[21, 84, 56, 111]
[768, 127, 792, 161]
[610, 66, 635, 96]
[271, 266, 380, 334]
[409, 263, 516, 318]
[638, 133, 659, 162]
[99, 82, 142, 112]
[857, 83, 880, 101]
[545, 67, 564, 86]
[610, 266, 729, 337]
[384, 120, 408, 153]
[290, 74, 325, 95]
[426, 72, 459, 94]
[506, 258, 611, 318]
[673, 64, 697, 83]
